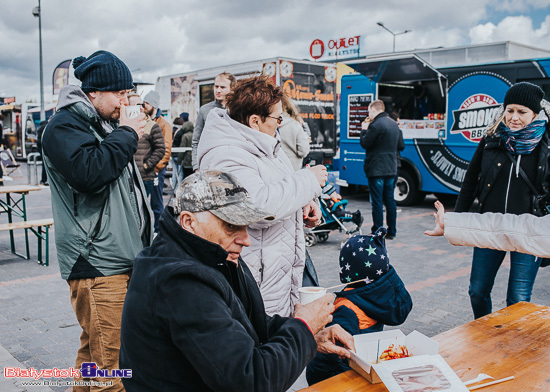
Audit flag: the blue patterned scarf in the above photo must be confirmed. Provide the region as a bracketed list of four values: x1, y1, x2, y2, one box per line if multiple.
[498, 120, 547, 155]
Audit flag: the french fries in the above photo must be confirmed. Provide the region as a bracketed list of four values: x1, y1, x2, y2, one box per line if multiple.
[378, 344, 411, 362]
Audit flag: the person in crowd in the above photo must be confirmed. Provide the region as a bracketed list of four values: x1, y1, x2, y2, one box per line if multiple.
[129, 93, 165, 197]
[176, 112, 194, 179]
[119, 170, 354, 392]
[36, 119, 49, 186]
[143, 90, 172, 233]
[279, 94, 310, 171]
[197, 75, 327, 317]
[41, 50, 153, 391]
[306, 227, 412, 385]
[426, 200, 550, 258]
[454, 82, 549, 319]
[170, 116, 184, 189]
[388, 108, 404, 189]
[172, 115, 183, 135]
[360, 99, 404, 240]
[0, 113, 4, 147]
[412, 84, 434, 119]
[191, 72, 236, 171]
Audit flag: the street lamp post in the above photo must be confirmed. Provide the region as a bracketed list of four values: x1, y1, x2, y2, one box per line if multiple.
[376, 22, 411, 52]
[32, 0, 45, 121]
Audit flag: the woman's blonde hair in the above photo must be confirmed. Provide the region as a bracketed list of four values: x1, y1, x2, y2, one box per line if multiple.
[282, 94, 301, 122]
[486, 111, 505, 136]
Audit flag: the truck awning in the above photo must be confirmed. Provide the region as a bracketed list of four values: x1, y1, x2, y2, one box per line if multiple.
[344, 54, 446, 84]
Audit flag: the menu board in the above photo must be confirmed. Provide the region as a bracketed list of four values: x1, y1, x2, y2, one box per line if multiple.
[348, 94, 373, 138]
[398, 120, 446, 140]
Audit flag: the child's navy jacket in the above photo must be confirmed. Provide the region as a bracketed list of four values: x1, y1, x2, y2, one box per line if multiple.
[306, 265, 412, 385]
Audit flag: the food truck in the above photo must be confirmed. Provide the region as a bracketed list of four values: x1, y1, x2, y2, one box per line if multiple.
[0, 102, 55, 159]
[338, 41, 550, 205]
[156, 57, 338, 164]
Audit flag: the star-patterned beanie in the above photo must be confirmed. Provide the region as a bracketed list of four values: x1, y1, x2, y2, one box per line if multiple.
[339, 227, 390, 285]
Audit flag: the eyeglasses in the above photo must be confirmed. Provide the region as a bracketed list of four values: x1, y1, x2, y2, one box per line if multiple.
[267, 115, 283, 125]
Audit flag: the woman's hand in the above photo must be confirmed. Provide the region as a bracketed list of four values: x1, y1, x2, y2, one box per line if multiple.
[424, 200, 445, 236]
[303, 201, 322, 227]
[307, 165, 328, 187]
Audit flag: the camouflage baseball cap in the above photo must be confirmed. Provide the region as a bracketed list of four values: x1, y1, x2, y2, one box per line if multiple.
[174, 170, 275, 226]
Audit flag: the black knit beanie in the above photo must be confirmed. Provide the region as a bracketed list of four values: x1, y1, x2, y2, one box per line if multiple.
[73, 50, 133, 92]
[503, 82, 544, 114]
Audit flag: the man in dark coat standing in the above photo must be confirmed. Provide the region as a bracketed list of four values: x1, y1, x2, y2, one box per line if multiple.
[360, 100, 404, 239]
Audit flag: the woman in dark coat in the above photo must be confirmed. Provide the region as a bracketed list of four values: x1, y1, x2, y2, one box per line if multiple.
[455, 82, 549, 319]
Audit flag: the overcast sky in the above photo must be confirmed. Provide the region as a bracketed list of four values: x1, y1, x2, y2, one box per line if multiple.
[3, 0, 550, 102]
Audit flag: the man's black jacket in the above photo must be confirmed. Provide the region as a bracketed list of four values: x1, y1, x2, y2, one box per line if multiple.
[360, 112, 404, 178]
[120, 208, 317, 392]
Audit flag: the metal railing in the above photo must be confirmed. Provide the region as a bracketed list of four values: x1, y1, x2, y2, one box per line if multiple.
[27, 152, 42, 185]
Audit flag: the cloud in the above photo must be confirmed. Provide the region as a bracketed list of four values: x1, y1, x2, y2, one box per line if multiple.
[470, 14, 550, 49]
[1, 0, 550, 102]
[489, 0, 550, 13]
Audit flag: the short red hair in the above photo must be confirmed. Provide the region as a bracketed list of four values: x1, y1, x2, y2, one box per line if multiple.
[225, 75, 283, 126]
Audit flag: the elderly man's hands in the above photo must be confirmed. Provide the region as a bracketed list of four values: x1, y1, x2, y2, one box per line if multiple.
[315, 324, 355, 359]
[293, 293, 335, 335]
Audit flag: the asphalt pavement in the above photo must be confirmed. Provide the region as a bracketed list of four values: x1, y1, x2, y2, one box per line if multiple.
[1, 165, 549, 391]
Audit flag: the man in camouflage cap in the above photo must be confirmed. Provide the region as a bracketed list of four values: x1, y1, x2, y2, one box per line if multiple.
[120, 170, 355, 391]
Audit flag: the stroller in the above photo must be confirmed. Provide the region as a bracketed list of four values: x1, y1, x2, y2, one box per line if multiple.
[305, 183, 363, 247]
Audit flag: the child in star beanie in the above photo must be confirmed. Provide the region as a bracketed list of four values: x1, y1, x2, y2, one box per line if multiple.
[339, 227, 390, 285]
[306, 227, 412, 386]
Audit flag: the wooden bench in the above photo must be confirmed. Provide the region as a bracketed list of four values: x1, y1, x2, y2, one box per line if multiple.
[0, 218, 54, 266]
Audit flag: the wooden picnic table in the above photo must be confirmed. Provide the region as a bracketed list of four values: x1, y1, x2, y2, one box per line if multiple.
[0, 184, 52, 265]
[0, 184, 42, 220]
[299, 302, 550, 391]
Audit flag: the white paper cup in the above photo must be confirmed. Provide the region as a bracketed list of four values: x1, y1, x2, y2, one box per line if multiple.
[298, 286, 327, 305]
[125, 105, 141, 119]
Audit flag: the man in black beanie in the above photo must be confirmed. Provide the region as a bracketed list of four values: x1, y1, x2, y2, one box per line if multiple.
[41, 50, 153, 391]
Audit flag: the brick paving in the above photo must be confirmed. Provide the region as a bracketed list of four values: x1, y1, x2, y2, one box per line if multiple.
[0, 165, 549, 391]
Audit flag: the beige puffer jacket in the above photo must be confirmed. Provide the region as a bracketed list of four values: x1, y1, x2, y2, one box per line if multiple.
[197, 108, 321, 317]
[445, 212, 550, 258]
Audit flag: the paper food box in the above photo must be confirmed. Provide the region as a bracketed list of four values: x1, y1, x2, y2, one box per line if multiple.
[349, 330, 468, 391]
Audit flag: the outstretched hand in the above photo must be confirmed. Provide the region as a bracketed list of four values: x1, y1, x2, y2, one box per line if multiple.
[424, 200, 445, 236]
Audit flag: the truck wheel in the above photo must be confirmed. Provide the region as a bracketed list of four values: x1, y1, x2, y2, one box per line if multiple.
[395, 171, 425, 206]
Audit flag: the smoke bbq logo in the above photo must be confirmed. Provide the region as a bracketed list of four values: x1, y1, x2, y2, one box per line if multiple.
[450, 94, 501, 142]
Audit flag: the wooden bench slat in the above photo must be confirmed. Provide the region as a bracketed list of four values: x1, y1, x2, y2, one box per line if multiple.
[0, 219, 54, 231]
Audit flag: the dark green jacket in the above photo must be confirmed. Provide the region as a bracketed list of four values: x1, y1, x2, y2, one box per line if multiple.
[43, 86, 153, 280]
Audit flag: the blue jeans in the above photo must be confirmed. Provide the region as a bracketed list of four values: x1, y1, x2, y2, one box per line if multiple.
[170, 157, 184, 190]
[469, 247, 541, 319]
[143, 180, 154, 197]
[149, 168, 165, 233]
[367, 176, 397, 237]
